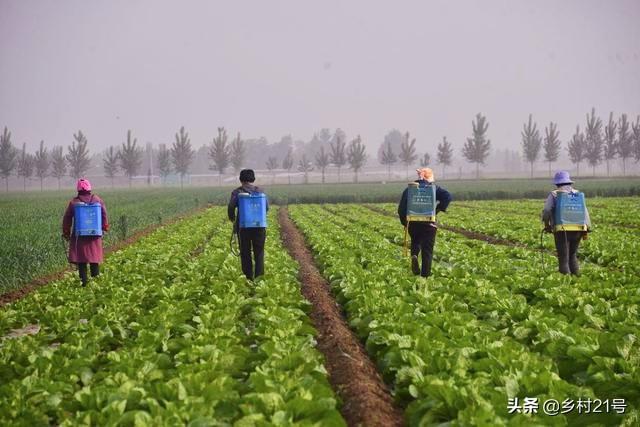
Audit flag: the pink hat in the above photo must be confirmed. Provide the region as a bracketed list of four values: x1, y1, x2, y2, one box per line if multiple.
[76, 178, 92, 192]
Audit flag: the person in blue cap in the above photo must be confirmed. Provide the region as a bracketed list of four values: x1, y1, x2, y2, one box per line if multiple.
[542, 171, 591, 275]
[228, 169, 268, 280]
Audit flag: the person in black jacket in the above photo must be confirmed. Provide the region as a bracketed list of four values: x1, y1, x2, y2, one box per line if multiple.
[397, 168, 452, 277]
[228, 169, 269, 280]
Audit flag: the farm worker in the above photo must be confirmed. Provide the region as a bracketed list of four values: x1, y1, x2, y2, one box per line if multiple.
[397, 168, 452, 277]
[62, 178, 109, 286]
[542, 171, 591, 275]
[228, 169, 269, 280]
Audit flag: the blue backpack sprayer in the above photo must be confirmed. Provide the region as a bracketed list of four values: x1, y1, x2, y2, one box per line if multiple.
[230, 192, 267, 255]
[539, 190, 589, 273]
[404, 182, 437, 256]
[62, 197, 103, 261]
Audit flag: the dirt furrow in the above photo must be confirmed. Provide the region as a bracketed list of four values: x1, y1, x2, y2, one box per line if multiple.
[277, 207, 404, 427]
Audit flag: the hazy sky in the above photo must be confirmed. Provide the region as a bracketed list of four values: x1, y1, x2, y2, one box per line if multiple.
[1, 0, 639, 156]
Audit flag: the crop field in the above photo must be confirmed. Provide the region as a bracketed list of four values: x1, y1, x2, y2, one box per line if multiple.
[1, 194, 639, 425]
[2, 178, 640, 294]
[0, 188, 228, 293]
[0, 209, 343, 425]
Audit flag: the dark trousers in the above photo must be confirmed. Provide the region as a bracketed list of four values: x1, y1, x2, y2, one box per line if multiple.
[78, 263, 100, 285]
[239, 227, 266, 280]
[409, 223, 437, 277]
[553, 231, 583, 275]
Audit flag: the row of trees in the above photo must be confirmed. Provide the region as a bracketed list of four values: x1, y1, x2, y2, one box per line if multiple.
[0, 128, 91, 191]
[521, 109, 640, 177]
[0, 113, 493, 190]
[3, 110, 640, 191]
[0, 126, 197, 191]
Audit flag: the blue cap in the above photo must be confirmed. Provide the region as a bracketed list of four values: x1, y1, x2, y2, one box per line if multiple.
[553, 171, 573, 185]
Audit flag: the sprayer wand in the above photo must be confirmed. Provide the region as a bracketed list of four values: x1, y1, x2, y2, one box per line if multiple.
[539, 228, 547, 276]
[230, 219, 239, 256]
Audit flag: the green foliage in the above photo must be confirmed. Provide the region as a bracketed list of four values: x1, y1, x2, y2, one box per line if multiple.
[0, 208, 343, 425]
[0, 187, 227, 293]
[290, 203, 639, 425]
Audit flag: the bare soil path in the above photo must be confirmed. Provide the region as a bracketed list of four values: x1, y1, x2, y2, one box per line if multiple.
[278, 207, 404, 427]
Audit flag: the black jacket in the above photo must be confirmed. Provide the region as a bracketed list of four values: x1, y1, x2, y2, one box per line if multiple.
[397, 180, 452, 226]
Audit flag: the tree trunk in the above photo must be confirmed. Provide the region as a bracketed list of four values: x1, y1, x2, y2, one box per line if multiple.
[57, 177, 61, 190]
[476, 163, 479, 179]
[40, 178, 43, 191]
[592, 164, 596, 177]
[337, 167, 341, 183]
[129, 177, 132, 188]
[623, 158, 626, 176]
[442, 165, 445, 180]
[606, 159, 610, 177]
[288, 172, 291, 185]
[405, 165, 409, 180]
[322, 168, 325, 184]
[23, 177, 26, 192]
[5, 177, 8, 192]
[530, 162, 534, 179]
[111, 177, 114, 188]
[180, 175, 184, 190]
[576, 162, 580, 177]
[548, 162, 551, 177]
[387, 165, 391, 181]
[354, 170, 358, 183]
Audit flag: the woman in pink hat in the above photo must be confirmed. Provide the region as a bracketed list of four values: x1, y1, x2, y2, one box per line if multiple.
[62, 178, 109, 286]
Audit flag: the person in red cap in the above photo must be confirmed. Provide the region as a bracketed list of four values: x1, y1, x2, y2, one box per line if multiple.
[542, 171, 591, 275]
[62, 178, 109, 286]
[397, 168, 452, 277]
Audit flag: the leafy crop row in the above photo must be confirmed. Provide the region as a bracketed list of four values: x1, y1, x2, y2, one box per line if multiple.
[289, 204, 639, 425]
[0, 208, 343, 426]
[387, 197, 640, 274]
[0, 187, 228, 293]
